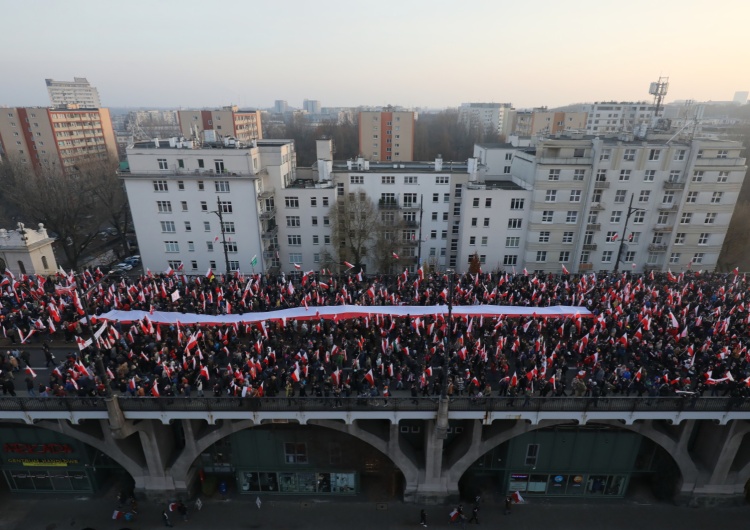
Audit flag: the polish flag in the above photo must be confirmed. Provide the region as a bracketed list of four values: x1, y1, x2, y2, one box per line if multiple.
[293, 263, 301, 270]
[128, 378, 137, 392]
[510, 371, 519, 387]
[200, 364, 210, 380]
[25, 366, 37, 379]
[611, 233, 619, 242]
[364, 369, 375, 387]
[392, 252, 399, 260]
[151, 382, 160, 397]
[512, 491, 525, 504]
[343, 261, 355, 271]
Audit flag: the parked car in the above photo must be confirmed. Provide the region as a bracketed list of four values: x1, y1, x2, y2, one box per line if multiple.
[110, 262, 133, 273]
[124, 255, 140, 266]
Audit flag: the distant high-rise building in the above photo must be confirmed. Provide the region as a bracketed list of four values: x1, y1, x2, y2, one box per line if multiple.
[274, 100, 289, 114]
[733, 91, 748, 105]
[45, 77, 102, 108]
[178, 106, 262, 144]
[458, 103, 514, 138]
[0, 106, 117, 172]
[303, 99, 321, 114]
[359, 110, 415, 162]
[581, 102, 656, 135]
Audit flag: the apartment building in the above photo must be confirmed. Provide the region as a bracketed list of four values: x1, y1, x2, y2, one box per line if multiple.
[45, 77, 101, 108]
[512, 109, 588, 136]
[581, 102, 656, 135]
[121, 137, 295, 275]
[0, 106, 117, 172]
[506, 134, 747, 274]
[458, 102, 514, 138]
[359, 110, 415, 162]
[178, 106, 263, 144]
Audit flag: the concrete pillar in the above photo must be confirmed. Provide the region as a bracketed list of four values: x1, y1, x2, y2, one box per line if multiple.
[134, 421, 178, 498]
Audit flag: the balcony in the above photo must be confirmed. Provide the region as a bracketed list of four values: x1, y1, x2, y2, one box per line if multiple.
[258, 187, 275, 199]
[401, 239, 419, 247]
[537, 156, 593, 165]
[594, 181, 610, 189]
[654, 224, 674, 232]
[648, 243, 668, 252]
[261, 225, 278, 239]
[259, 207, 276, 221]
[590, 202, 605, 211]
[582, 243, 597, 251]
[658, 203, 678, 212]
[663, 181, 686, 190]
[586, 223, 601, 231]
[694, 157, 746, 167]
[378, 199, 399, 210]
[578, 263, 594, 271]
[402, 202, 420, 211]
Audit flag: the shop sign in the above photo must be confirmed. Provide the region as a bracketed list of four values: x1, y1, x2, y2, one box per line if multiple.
[6, 458, 80, 467]
[3, 443, 75, 455]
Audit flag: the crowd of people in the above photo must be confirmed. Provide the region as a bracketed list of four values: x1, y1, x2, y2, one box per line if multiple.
[1, 266, 750, 404]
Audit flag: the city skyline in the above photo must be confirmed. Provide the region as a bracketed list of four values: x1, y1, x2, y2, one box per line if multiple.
[0, 0, 748, 109]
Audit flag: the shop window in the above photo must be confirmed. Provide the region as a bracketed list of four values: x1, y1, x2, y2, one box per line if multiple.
[525, 444, 539, 466]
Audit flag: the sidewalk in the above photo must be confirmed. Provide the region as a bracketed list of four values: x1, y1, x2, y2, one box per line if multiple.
[0, 487, 741, 530]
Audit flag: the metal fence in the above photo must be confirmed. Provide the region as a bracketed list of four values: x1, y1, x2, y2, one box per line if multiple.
[1, 396, 749, 414]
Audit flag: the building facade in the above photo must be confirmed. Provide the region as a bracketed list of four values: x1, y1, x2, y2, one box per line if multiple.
[0, 107, 117, 173]
[0, 222, 57, 276]
[303, 99, 321, 114]
[359, 110, 415, 162]
[458, 103, 514, 138]
[511, 110, 588, 137]
[581, 102, 656, 135]
[45, 77, 101, 108]
[178, 107, 263, 145]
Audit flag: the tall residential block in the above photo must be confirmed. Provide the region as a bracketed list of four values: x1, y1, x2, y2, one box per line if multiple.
[458, 102, 514, 138]
[178, 106, 262, 144]
[0, 106, 117, 172]
[359, 110, 415, 162]
[45, 77, 102, 108]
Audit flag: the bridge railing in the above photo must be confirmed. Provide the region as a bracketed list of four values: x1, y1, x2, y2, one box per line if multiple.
[1, 396, 749, 414]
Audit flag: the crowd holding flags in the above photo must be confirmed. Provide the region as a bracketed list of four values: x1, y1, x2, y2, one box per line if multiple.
[3, 263, 750, 401]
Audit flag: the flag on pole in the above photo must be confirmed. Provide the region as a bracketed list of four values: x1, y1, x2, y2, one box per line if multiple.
[392, 252, 399, 260]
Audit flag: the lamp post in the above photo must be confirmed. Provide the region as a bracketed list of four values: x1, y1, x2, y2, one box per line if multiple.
[77, 271, 112, 396]
[207, 195, 231, 276]
[440, 268, 455, 400]
[614, 194, 646, 273]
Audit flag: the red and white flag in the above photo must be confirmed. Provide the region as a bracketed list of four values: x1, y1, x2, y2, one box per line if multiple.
[343, 261, 355, 271]
[364, 369, 375, 387]
[392, 252, 399, 260]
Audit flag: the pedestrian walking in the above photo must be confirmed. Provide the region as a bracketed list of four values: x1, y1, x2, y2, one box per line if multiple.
[504, 496, 512, 515]
[468, 504, 479, 524]
[420, 508, 427, 527]
[162, 510, 173, 527]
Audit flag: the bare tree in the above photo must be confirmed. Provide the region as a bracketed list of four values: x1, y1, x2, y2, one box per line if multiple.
[1, 157, 110, 268]
[82, 159, 133, 257]
[329, 192, 379, 271]
[372, 218, 406, 275]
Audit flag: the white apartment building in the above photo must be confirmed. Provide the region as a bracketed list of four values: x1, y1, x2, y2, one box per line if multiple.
[582, 102, 656, 135]
[123, 130, 745, 278]
[46, 77, 102, 108]
[458, 103, 514, 138]
[121, 137, 296, 276]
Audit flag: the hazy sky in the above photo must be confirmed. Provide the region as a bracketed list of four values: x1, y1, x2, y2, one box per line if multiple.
[1, 0, 748, 110]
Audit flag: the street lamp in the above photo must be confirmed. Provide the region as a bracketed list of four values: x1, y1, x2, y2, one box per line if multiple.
[614, 194, 646, 273]
[206, 196, 231, 276]
[440, 268, 455, 400]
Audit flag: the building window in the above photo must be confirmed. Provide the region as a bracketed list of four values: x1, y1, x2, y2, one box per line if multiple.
[288, 235, 302, 245]
[322, 197, 329, 207]
[680, 212, 693, 224]
[614, 190, 626, 203]
[545, 190, 557, 202]
[565, 211, 578, 224]
[696, 233, 709, 245]
[222, 222, 235, 233]
[606, 231, 618, 243]
[705, 212, 717, 224]
[469, 236, 476, 245]
[435, 176, 449, 184]
[508, 218, 522, 229]
[633, 211, 645, 224]
[433, 193, 439, 203]
[198, 181, 205, 191]
[674, 233, 685, 245]
[669, 253, 681, 264]
[215, 180, 230, 193]
[503, 255, 517, 266]
[350, 175, 364, 184]
[200, 201, 208, 212]
[717, 150, 728, 159]
[536, 251, 547, 263]
[153, 180, 168, 192]
[601, 250, 613, 263]
[506, 237, 520, 248]
[203, 221, 211, 232]
[711, 192, 723, 204]
[471, 218, 477, 227]
[538, 231, 550, 243]
[525, 444, 540, 467]
[639, 190, 650, 203]
[668, 170, 680, 182]
[718, 171, 729, 183]
[181, 201, 188, 212]
[324, 235, 331, 244]
[623, 149, 636, 161]
[323, 216, 330, 226]
[692, 171, 704, 182]
[311, 197, 317, 207]
[284, 443, 307, 464]
[473, 198, 480, 208]
[219, 201, 232, 213]
[559, 251, 570, 262]
[444, 193, 450, 203]
[662, 191, 675, 204]
[311, 216, 318, 226]
[285, 197, 299, 208]
[207, 241, 214, 251]
[161, 221, 176, 233]
[483, 218, 490, 227]
[643, 170, 656, 182]
[573, 169, 585, 181]
[541, 211, 553, 223]
[188, 241, 195, 252]
[481, 236, 488, 246]
[619, 170, 631, 181]
[485, 198, 492, 208]
[156, 201, 172, 213]
[648, 149, 661, 161]
[405, 176, 418, 184]
[210, 260, 216, 269]
[184, 221, 192, 232]
[286, 216, 301, 227]
[657, 212, 669, 225]
[691, 252, 705, 264]
[580, 250, 590, 264]
[289, 253, 302, 265]
[548, 169, 560, 181]
[624, 250, 636, 262]
[164, 241, 179, 253]
[177, 181, 185, 190]
[570, 190, 581, 202]
[596, 170, 607, 181]
[381, 176, 395, 185]
[158, 158, 168, 170]
[510, 198, 525, 210]
[674, 149, 686, 161]
[441, 230, 447, 239]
